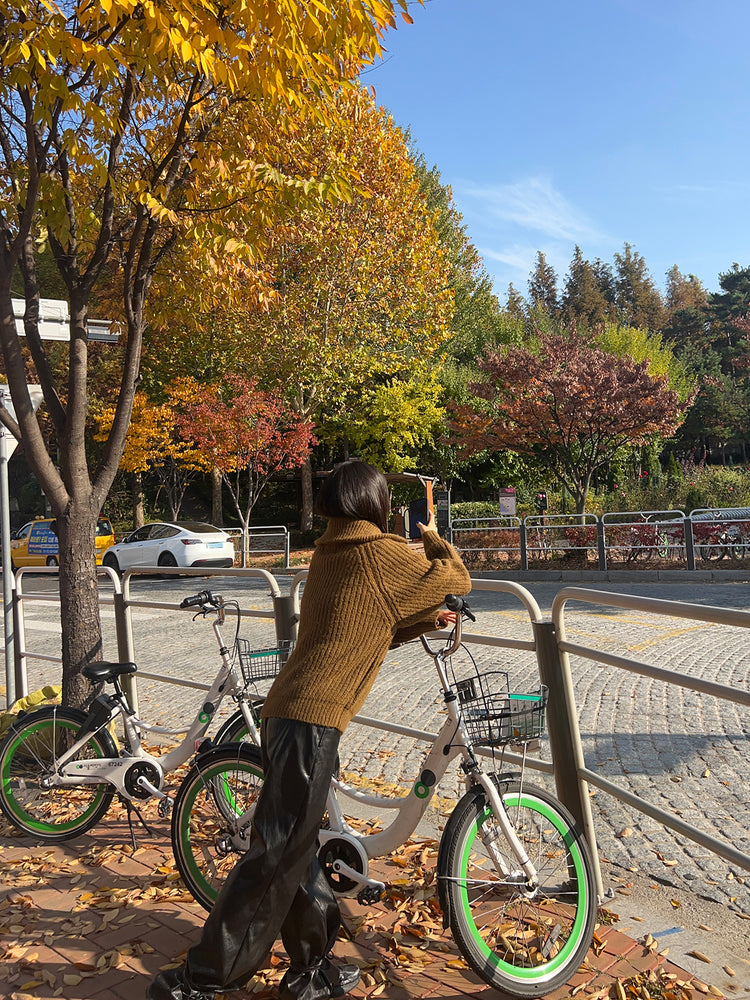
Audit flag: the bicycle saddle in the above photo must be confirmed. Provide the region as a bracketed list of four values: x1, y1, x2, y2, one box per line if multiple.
[82, 661, 137, 683]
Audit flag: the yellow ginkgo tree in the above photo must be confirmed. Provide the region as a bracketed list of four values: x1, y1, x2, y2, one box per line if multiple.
[95, 382, 212, 524]
[0, 0, 416, 707]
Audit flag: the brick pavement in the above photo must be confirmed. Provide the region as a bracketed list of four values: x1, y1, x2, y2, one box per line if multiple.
[0, 800, 720, 1000]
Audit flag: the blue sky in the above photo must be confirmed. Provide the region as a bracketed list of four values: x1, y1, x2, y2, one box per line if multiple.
[368, 0, 750, 302]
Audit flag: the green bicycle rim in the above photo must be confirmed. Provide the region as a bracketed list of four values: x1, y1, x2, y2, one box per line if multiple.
[178, 761, 250, 905]
[459, 792, 590, 982]
[2, 719, 108, 833]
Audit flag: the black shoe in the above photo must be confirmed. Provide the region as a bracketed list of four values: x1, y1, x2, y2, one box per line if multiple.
[278, 958, 360, 1000]
[146, 967, 216, 1000]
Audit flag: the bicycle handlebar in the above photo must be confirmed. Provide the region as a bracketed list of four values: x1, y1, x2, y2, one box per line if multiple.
[445, 593, 476, 622]
[420, 593, 473, 659]
[180, 590, 220, 610]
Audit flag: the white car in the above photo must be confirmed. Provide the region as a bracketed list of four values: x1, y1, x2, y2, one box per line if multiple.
[101, 521, 236, 574]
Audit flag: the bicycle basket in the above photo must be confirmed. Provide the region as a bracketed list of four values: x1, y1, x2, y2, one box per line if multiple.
[234, 639, 294, 686]
[456, 670, 548, 747]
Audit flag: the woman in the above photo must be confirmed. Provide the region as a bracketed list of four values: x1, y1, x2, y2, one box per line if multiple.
[148, 460, 471, 1000]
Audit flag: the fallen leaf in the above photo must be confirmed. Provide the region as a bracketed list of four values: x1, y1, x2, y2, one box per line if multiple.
[688, 951, 711, 964]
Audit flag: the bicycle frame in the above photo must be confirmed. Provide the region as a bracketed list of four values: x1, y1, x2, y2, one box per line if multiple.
[228, 611, 539, 889]
[41, 604, 261, 802]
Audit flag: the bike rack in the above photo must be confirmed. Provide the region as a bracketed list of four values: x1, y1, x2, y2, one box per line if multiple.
[552, 587, 750, 887]
[7, 567, 750, 909]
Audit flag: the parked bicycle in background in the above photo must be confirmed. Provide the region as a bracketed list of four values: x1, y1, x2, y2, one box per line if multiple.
[0, 591, 283, 844]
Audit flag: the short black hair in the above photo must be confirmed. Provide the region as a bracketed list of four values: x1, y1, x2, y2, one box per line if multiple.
[316, 460, 389, 532]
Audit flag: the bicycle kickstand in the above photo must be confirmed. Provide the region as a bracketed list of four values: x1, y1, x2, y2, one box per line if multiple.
[122, 798, 156, 850]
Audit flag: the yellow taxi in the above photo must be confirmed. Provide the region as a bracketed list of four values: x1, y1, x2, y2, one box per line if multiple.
[9, 517, 115, 569]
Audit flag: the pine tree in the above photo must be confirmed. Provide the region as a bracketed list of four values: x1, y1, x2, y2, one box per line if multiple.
[561, 247, 609, 329]
[613, 243, 664, 330]
[527, 251, 559, 316]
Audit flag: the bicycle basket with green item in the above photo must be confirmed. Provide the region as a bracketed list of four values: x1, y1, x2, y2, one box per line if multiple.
[454, 667, 548, 747]
[233, 639, 294, 688]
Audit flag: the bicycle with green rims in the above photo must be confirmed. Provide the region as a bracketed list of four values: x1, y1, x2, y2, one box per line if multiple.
[0, 591, 286, 844]
[171, 595, 598, 998]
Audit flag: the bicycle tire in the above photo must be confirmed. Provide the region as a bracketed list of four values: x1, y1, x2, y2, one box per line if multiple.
[171, 742, 264, 911]
[213, 703, 262, 744]
[440, 780, 596, 998]
[0, 706, 117, 841]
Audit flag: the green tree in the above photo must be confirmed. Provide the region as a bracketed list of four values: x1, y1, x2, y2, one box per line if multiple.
[612, 243, 665, 331]
[527, 251, 559, 317]
[561, 247, 610, 329]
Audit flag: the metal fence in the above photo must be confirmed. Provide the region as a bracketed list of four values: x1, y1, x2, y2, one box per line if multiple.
[450, 505, 750, 572]
[5, 569, 750, 906]
[225, 524, 291, 569]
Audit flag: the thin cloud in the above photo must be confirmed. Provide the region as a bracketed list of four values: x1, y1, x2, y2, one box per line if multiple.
[481, 244, 535, 270]
[460, 176, 608, 244]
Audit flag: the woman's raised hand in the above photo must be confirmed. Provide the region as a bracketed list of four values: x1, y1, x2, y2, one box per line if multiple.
[416, 509, 437, 535]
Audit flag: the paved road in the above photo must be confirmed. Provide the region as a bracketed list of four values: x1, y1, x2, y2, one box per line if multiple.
[3, 572, 750, 931]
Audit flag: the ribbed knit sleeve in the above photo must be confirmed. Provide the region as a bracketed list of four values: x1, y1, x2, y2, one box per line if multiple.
[365, 530, 471, 630]
[261, 520, 471, 733]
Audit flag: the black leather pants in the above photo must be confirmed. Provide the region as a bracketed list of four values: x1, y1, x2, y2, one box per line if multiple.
[184, 718, 342, 992]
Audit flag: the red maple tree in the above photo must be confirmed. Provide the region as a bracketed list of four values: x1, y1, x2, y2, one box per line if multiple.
[450, 331, 689, 513]
[180, 375, 315, 556]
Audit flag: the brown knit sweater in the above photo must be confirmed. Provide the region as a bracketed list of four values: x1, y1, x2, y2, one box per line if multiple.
[262, 518, 471, 733]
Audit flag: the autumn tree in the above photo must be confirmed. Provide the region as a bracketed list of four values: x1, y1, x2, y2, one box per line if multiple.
[180, 375, 314, 563]
[0, 0, 412, 707]
[232, 91, 453, 527]
[451, 331, 688, 514]
[95, 382, 210, 525]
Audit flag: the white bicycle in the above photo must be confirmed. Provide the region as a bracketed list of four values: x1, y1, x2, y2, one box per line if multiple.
[0, 590, 284, 844]
[170, 595, 597, 998]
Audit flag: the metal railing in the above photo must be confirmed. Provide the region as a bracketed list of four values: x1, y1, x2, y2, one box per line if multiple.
[225, 525, 291, 570]
[11, 565, 283, 710]
[6, 569, 750, 906]
[450, 505, 750, 572]
[551, 586, 750, 887]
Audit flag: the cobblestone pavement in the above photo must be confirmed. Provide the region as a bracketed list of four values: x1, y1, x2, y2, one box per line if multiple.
[3, 571, 750, 990]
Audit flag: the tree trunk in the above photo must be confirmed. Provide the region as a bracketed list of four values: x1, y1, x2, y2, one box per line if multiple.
[300, 457, 314, 531]
[132, 471, 145, 529]
[212, 466, 223, 526]
[56, 503, 104, 709]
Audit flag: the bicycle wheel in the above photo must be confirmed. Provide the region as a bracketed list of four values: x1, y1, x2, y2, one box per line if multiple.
[0, 706, 117, 841]
[213, 703, 262, 745]
[171, 742, 264, 911]
[441, 780, 596, 998]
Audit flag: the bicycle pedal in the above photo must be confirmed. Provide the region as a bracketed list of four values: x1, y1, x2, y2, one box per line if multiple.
[158, 796, 174, 819]
[356, 883, 385, 905]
